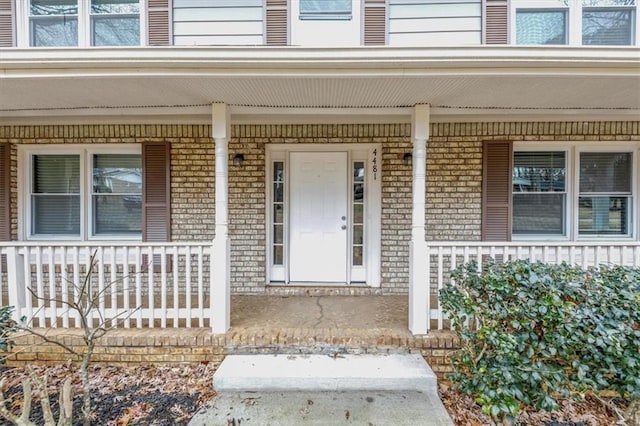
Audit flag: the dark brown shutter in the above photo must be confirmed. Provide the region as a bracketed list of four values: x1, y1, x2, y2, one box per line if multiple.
[266, 0, 288, 46]
[142, 142, 170, 242]
[484, 0, 508, 44]
[363, 0, 386, 46]
[147, 0, 171, 46]
[482, 141, 512, 241]
[0, 0, 14, 47]
[0, 144, 9, 241]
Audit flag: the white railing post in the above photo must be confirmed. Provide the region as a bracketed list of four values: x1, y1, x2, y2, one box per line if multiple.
[6, 246, 26, 323]
[409, 104, 430, 335]
[211, 103, 231, 333]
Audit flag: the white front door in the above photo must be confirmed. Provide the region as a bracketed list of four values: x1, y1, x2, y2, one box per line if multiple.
[289, 152, 348, 282]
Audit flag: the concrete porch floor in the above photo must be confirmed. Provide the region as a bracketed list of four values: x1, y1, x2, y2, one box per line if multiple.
[231, 294, 409, 331]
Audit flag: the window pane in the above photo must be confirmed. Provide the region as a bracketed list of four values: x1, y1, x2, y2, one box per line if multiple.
[273, 245, 283, 265]
[354, 183, 364, 202]
[353, 203, 363, 224]
[353, 246, 363, 266]
[516, 10, 567, 44]
[579, 152, 631, 193]
[92, 16, 140, 46]
[273, 204, 284, 223]
[582, 1, 636, 6]
[33, 155, 80, 194]
[583, 9, 634, 45]
[33, 195, 81, 235]
[91, 0, 140, 14]
[353, 224, 363, 245]
[92, 154, 141, 235]
[31, 0, 78, 16]
[31, 17, 78, 46]
[93, 154, 142, 194]
[273, 224, 283, 244]
[93, 195, 142, 234]
[579, 196, 629, 235]
[301, 0, 351, 13]
[513, 152, 566, 193]
[513, 193, 565, 235]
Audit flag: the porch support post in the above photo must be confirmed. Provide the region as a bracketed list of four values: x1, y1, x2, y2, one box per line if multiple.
[6, 246, 26, 323]
[409, 104, 430, 335]
[211, 102, 231, 333]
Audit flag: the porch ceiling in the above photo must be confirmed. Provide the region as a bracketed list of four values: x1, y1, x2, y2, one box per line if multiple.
[1, 46, 639, 123]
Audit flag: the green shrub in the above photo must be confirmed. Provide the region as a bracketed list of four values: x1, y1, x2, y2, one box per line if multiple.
[440, 259, 640, 423]
[0, 305, 17, 363]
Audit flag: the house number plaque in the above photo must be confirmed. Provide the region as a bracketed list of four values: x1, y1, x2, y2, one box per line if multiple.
[372, 149, 378, 180]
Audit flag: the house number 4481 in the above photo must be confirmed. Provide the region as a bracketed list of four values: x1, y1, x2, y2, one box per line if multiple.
[372, 149, 378, 180]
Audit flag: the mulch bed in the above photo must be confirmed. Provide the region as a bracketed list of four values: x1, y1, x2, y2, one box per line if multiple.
[0, 364, 630, 425]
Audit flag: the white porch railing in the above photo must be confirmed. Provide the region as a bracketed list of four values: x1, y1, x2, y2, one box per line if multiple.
[0, 242, 225, 330]
[423, 241, 640, 332]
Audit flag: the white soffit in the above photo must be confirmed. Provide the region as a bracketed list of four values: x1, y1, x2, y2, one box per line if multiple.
[0, 46, 639, 121]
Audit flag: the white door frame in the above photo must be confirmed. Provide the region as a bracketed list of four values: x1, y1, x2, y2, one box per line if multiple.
[266, 143, 382, 287]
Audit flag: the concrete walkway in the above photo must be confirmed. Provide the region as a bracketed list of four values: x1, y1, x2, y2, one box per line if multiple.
[189, 353, 453, 425]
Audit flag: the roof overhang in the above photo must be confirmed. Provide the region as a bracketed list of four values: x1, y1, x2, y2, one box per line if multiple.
[0, 46, 639, 124]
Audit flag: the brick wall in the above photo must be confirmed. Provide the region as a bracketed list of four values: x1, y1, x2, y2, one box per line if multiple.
[1, 121, 639, 295]
[228, 124, 412, 293]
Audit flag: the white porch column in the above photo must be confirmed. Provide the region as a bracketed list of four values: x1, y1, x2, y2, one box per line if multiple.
[211, 103, 231, 333]
[409, 104, 430, 335]
[6, 246, 26, 323]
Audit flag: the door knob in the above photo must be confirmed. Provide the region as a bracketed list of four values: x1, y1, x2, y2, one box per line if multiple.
[341, 225, 347, 230]
[341, 216, 346, 221]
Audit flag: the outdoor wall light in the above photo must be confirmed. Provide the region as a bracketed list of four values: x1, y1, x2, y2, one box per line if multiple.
[403, 152, 412, 166]
[233, 153, 245, 167]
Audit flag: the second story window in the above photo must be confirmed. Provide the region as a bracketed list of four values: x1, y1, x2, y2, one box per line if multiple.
[516, 9, 568, 44]
[512, 0, 637, 46]
[300, 0, 352, 20]
[582, 1, 636, 45]
[25, 0, 141, 47]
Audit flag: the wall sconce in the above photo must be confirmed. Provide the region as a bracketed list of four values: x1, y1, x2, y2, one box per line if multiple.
[403, 152, 412, 166]
[233, 153, 244, 167]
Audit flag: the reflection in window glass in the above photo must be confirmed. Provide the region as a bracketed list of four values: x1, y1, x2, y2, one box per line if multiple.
[579, 152, 632, 236]
[512, 151, 566, 235]
[92, 154, 142, 235]
[516, 10, 568, 44]
[91, 0, 140, 46]
[30, 0, 78, 46]
[300, 0, 352, 19]
[583, 9, 634, 45]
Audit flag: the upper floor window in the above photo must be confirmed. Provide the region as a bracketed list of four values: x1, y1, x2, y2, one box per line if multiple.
[25, 0, 141, 47]
[512, 0, 637, 45]
[582, 1, 636, 45]
[516, 9, 568, 44]
[300, 0, 352, 20]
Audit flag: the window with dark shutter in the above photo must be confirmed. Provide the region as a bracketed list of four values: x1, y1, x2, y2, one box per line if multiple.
[482, 141, 513, 241]
[266, 0, 288, 45]
[0, 144, 9, 241]
[484, 0, 508, 44]
[0, 0, 14, 47]
[364, 0, 386, 46]
[147, 0, 170, 46]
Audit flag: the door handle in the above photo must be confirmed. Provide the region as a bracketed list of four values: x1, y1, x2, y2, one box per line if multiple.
[341, 216, 346, 221]
[341, 225, 347, 230]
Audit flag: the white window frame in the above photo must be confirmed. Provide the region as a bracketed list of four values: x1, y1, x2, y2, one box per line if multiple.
[299, 0, 353, 20]
[265, 143, 381, 287]
[512, 144, 572, 241]
[513, 142, 638, 241]
[15, 0, 147, 47]
[575, 146, 636, 240]
[510, 0, 638, 45]
[19, 144, 142, 241]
